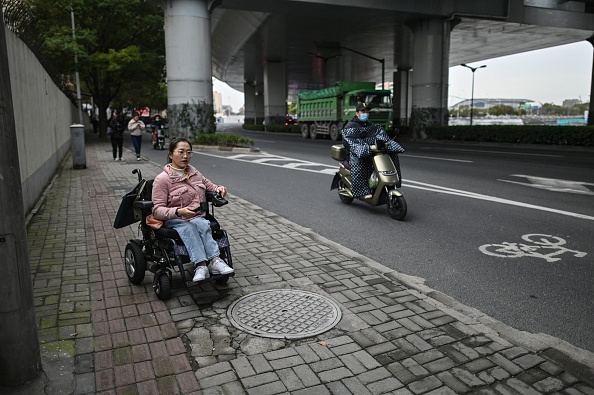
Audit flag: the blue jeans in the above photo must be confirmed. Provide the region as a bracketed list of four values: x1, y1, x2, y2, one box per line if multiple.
[164, 217, 219, 264]
[131, 135, 142, 157]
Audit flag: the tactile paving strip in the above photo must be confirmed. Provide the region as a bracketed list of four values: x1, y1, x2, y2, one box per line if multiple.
[227, 289, 342, 339]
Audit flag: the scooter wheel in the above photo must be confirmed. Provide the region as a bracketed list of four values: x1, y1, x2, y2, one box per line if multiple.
[338, 181, 353, 204]
[387, 194, 407, 220]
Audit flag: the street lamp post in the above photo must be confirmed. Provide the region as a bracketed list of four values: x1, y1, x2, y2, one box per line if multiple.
[460, 63, 486, 126]
[317, 45, 385, 89]
[342, 46, 385, 89]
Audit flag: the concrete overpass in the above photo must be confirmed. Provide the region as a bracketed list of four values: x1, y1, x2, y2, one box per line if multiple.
[158, 0, 594, 133]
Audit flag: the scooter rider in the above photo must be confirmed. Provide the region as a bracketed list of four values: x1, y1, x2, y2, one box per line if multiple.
[342, 102, 372, 167]
[342, 102, 404, 199]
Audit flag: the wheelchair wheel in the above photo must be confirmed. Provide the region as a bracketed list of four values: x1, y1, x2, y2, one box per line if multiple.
[125, 243, 146, 285]
[155, 273, 171, 300]
[216, 276, 230, 285]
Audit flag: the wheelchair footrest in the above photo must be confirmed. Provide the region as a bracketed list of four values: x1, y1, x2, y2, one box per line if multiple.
[185, 272, 235, 288]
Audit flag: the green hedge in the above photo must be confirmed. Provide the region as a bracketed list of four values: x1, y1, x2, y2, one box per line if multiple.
[193, 133, 254, 147]
[425, 125, 594, 146]
[240, 123, 594, 147]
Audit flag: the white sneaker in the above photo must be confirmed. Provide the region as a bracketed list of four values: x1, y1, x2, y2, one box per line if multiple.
[209, 257, 234, 275]
[113, 158, 117, 161]
[193, 265, 210, 282]
[136, 157, 141, 161]
[119, 158, 124, 161]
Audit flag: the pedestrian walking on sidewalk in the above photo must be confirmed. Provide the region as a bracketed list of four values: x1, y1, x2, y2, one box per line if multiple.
[127, 112, 146, 161]
[108, 114, 125, 161]
[151, 138, 234, 282]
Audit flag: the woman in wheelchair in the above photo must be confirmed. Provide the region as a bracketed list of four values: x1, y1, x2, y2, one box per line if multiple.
[152, 137, 234, 282]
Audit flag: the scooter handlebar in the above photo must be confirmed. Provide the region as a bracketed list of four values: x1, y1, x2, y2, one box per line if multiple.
[370, 145, 387, 154]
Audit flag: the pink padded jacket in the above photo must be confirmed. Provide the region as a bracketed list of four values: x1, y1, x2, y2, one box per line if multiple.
[151, 164, 218, 221]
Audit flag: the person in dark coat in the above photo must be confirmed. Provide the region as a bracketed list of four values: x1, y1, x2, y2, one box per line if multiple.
[109, 114, 126, 161]
[341, 102, 404, 198]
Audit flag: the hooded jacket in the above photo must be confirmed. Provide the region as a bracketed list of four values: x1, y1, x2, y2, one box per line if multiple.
[152, 164, 219, 221]
[344, 115, 372, 130]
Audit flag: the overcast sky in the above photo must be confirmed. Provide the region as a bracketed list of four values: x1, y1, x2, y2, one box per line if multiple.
[214, 41, 593, 111]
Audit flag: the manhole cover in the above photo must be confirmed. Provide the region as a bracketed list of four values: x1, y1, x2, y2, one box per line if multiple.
[228, 289, 342, 339]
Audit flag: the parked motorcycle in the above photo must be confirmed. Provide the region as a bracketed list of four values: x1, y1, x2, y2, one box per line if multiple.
[330, 141, 407, 220]
[152, 125, 166, 150]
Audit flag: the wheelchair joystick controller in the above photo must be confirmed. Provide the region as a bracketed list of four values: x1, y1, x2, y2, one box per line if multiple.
[212, 192, 228, 207]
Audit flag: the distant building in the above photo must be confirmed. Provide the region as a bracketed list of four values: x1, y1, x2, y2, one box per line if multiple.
[450, 98, 540, 110]
[213, 91, 223, 113]
[562, 99, 581, 108]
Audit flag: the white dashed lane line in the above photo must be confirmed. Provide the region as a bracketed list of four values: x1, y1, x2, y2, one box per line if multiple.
[195, 150, 594, 221]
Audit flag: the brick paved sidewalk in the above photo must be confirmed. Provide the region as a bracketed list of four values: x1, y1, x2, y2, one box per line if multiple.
[3, 139, 594, 394]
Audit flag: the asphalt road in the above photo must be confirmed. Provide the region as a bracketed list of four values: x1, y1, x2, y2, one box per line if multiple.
[133, 125, 594, 353]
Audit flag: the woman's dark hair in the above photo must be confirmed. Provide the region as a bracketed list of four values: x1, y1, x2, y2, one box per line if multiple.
[167, 137, 192, 163]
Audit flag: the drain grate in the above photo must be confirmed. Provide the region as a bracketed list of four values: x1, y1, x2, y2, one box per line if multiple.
[228, 289, 342, 339]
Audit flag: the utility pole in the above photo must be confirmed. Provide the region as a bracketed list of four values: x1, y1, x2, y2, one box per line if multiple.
[0, 10, 42, 387]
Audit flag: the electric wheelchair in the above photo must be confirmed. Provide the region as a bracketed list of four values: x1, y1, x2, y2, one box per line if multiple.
[114, 169, 233, 300]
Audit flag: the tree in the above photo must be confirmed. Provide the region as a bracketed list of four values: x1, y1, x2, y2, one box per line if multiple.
[540, 102, 564, 116]
[27, 0, 165, 137]
[570, 102, 589, 116]
[287, 102, 297, 115]
[488, 105, 516, 116]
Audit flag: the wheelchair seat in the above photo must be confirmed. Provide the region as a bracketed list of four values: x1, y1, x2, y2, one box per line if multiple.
[153, 213, 220, 240]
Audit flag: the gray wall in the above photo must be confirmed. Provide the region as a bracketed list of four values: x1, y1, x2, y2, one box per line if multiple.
[5, 28, 88, 215]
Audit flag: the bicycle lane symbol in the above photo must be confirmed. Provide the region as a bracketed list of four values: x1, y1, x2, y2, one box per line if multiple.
[479, 234, 587, 262]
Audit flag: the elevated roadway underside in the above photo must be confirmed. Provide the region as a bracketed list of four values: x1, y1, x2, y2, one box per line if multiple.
[209, 0, 594, 99]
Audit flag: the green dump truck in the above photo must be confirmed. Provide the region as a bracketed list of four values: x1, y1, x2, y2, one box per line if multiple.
[296, 81, 393, 141]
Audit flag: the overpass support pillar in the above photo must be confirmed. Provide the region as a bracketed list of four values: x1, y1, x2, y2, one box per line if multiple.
[263, 61, 286, 125]
[588, 36, 594, 126]
[410, 17, 452, 138]
[255, 86, 265, 125]
[393, 25, 414, 127]
[162, 0, 215, 135]
[244, 83, 257, 125]
[244, 82, 265, 125]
